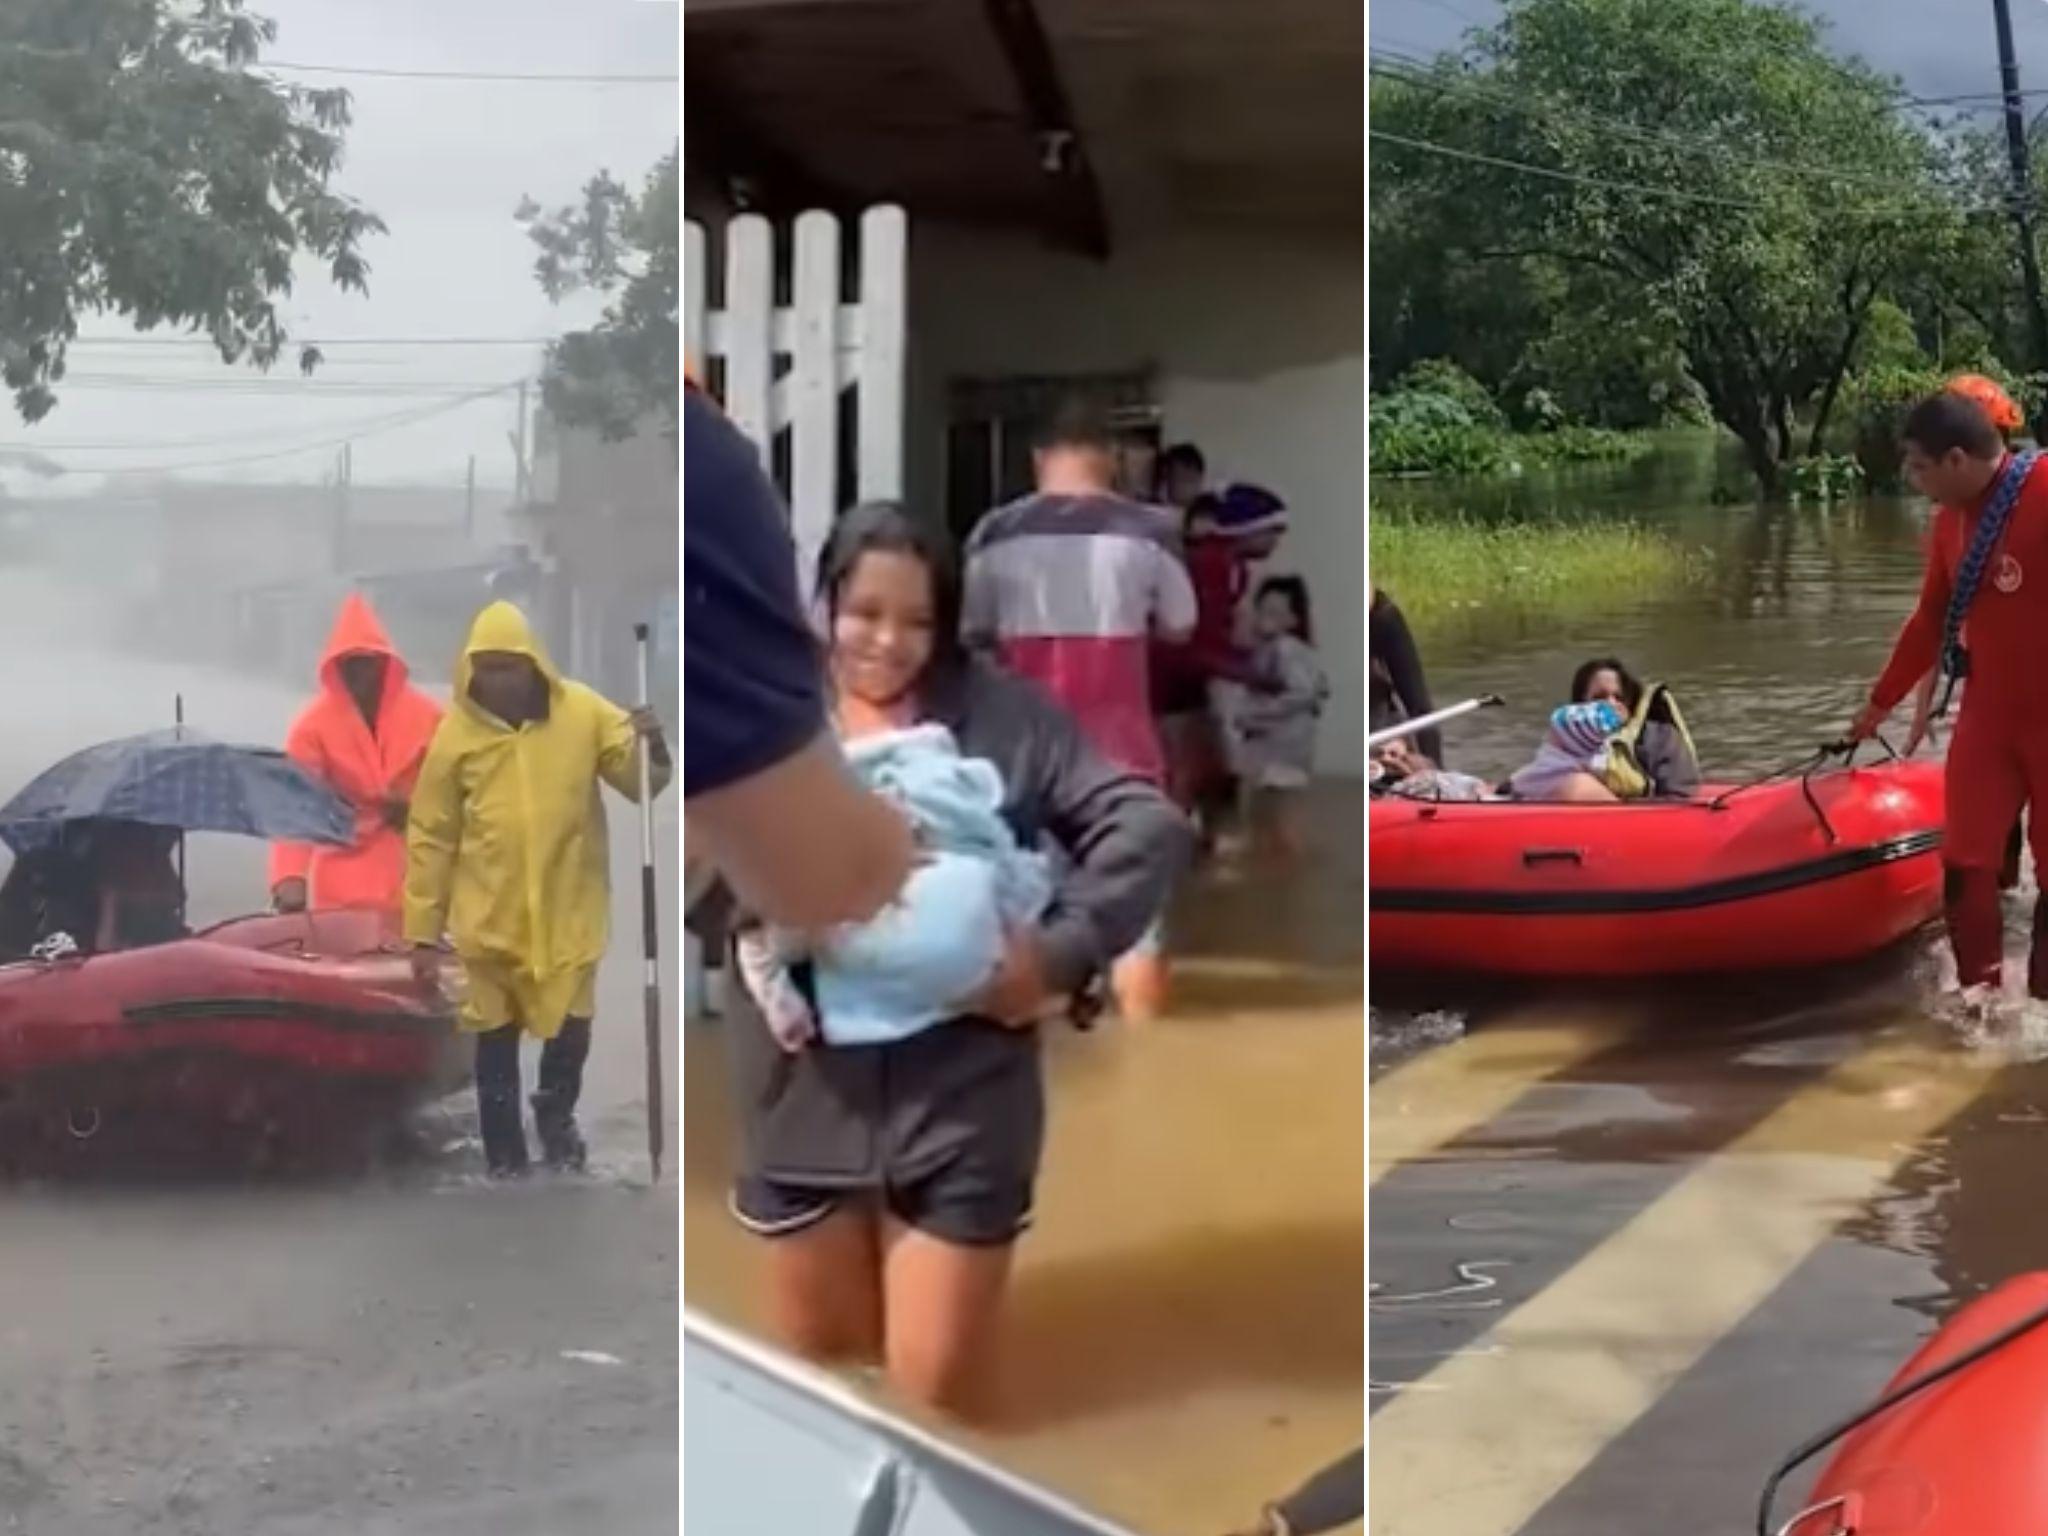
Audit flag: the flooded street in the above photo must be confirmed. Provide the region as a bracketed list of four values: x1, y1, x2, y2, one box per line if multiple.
[0, 580, 678, 1535]
[684, 786, 1366, 1534]
[1371, 455, 2048, 1534]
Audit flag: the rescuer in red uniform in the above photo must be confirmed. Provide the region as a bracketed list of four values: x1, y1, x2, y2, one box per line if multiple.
[1850, 390, 2048, 995]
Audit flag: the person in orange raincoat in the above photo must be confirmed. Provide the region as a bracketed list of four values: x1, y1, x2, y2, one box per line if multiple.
[270, 593, 446, 914]
[1904, 375, 2030, 889]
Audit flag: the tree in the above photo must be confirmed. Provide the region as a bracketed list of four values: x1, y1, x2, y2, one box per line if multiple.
[0, 0, 383, 422]
[517, 147, 678, 442]
[1372, 0, 1960, 493]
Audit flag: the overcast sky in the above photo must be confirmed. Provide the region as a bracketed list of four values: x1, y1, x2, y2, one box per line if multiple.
[1374, 0, 2048, 100]
[11, 0, 677, 496]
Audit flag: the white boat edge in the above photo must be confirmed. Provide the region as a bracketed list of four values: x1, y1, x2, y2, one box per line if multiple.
[683, 1306, 1148, 1536]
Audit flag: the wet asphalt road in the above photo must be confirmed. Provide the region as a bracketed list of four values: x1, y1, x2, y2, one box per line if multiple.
[1369, 930, 2048, 1536]
[0, 602, 677, 1535]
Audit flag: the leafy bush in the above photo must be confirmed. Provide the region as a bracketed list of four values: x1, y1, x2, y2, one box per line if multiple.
[1529, 426, 1649, 465]
[1392, 358, 1508, 429]
[1371, 421, 1520, 477]
[1840, 360, 2040, 489]
[1369, 411, 1650, 477]
[1784, 453, 1866, 503]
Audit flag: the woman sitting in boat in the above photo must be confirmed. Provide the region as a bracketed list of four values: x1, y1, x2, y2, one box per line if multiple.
[1508, 658, 1701, 802]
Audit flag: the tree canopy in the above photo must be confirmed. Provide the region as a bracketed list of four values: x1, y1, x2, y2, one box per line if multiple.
[0, 0, 384, 422]
[517, 147, 679, 442]
[1371, 0, 2019, 492]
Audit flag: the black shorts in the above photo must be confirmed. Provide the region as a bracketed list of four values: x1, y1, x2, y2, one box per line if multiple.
[730, 1162, 1035, 1248]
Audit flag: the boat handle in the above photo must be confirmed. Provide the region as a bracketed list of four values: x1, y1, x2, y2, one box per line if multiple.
[1776, 1492, 1859, 1536]
[1522, 848, 1584, 867]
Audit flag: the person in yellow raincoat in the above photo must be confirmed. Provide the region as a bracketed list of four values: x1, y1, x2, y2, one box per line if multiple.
[403, 601, 672, 1176]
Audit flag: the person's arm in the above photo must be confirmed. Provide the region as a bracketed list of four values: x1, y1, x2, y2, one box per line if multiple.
[1642, 720, 1702, 798]
[1855, 510, 1954, 736]
[594, 694, 674, 801]
[1371, 596, 1440, 762]
[1150, 543, 1197, 647]
[268, 712, 322, 909]
[401, 728, 462, 952]
[684, 389, 913, 924]
[1018, 687, 1192, 995]
[686, 736, 913, 931]
[1905, 669, 1942, 756]
[960, 534, 1000, 653]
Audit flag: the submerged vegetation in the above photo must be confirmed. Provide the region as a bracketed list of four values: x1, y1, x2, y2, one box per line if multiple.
[1372, 510, 1710, 636]
[1370, 360, 1654, 479]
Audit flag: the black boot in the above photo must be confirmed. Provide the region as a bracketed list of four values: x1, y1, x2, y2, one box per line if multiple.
[530, 1089, 587, 1172]
[533, 1018, 592, 1171]
[474, 1024, 529, 1178]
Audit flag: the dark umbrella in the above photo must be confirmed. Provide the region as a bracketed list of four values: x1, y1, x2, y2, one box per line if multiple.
[0, 730, 355, 854]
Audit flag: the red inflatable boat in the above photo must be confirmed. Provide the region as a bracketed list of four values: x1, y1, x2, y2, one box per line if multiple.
[1774, 1273, 2048, 1536]
[0, 907, 459, 1137]
[1370, 761, 1946, 977]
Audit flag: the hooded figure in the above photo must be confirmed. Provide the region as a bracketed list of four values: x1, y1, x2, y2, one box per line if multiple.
[403, 601, 671, 1175]
[271, 593, 445, 913]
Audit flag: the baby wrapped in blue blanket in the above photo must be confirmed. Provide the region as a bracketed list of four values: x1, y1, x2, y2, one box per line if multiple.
[734, 723, 1052, 1049]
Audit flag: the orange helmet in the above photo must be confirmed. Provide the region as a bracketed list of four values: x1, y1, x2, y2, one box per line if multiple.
[1946, 373, 2024, 435]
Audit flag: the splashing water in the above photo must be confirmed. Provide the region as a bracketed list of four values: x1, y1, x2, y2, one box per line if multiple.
[1370, 1008, 1468, 1074]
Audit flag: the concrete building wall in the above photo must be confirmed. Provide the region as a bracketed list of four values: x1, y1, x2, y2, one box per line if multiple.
[525, 416, 680, 726]
[906, 225, 1364, 773]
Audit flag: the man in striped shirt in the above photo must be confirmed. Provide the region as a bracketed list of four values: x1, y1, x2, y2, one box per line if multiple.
[962, 401, 1197, 1020]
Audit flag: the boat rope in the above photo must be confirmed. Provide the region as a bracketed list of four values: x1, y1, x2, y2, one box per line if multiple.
[1706, 734, 1901, 847]
[1370, 1259, 1511, 1310]
[1757, 1292, 2048, 1535]
[1937, 448, 2040, 720]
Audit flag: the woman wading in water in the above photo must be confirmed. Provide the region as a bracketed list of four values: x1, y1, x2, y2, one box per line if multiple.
[723, 502, 1187, 1416]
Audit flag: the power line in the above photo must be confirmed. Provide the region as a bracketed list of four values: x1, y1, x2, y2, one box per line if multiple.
[1369, 127, 1934, 217]
[1387, 0, 1494, 26]
[0, 388, 531, 452]
[30, 380, 524, 478]
[261, 60, 676, 85]
[53, 375, 520, 395]
[1370, 53, 1936, 196]
[62, 335, 555, 349]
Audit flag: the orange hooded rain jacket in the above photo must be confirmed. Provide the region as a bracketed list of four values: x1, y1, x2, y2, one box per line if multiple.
[270, 594, 446, 909]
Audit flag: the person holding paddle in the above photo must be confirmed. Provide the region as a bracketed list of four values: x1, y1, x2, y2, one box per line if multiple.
[1848, 389, 2048, 998]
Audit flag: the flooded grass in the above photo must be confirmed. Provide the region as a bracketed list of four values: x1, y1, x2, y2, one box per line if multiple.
[1372, 511, 1710, 639]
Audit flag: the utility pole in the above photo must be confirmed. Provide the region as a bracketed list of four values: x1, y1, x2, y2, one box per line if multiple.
[511, 379, 531, 506]
[331, 443, 353, 574]
[1994, 0, 2048, 436]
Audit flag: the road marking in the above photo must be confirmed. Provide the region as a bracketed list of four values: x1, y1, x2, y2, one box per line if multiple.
[1367, 1028, 2000, 1536]
[1370, 1015, 1627, 1184]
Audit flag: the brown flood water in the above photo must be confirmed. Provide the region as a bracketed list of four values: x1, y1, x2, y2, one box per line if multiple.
[683, 784, 1366, 1533]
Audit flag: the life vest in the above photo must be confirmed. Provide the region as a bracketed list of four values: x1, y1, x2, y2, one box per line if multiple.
[1601, 683, 1696, 800]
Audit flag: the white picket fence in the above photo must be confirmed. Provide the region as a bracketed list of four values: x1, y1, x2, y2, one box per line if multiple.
[684, 204, 908, 581]
[684, 205, 910, 1018]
